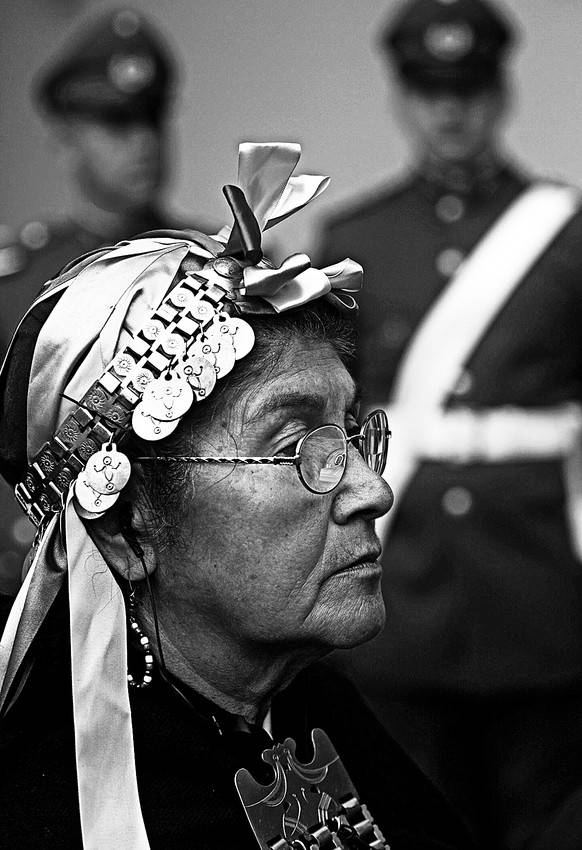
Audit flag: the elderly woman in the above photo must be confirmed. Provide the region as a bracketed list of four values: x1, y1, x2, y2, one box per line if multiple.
[0, 145, 471, 849]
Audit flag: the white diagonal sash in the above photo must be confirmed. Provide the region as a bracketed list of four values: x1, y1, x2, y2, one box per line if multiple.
[377, 182, 581, 543]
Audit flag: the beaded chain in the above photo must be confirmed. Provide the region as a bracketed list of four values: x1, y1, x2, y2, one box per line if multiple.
[127, 593, 154, 689]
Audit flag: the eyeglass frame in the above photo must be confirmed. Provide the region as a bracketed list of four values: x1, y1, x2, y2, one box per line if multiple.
[136, 408, 390, 495]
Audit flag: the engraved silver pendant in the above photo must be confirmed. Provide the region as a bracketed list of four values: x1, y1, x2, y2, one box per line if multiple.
[140, 370, 194, 422]
[191, 327, 236, 378]
[180, 354, 217, 400]
[131, 404, 181, 441]
[74, 473, 120, 517]
[84, 443, 131, 495]
[223, 317, 255, 360]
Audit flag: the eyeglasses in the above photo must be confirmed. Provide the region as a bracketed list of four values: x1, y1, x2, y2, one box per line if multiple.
[136, 409, 390, 495]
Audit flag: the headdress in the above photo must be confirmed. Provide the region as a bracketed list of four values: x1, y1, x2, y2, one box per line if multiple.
[0, 143, 361, 849]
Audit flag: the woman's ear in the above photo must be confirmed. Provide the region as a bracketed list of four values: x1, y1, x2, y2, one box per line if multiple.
[87, 501, 157, 583]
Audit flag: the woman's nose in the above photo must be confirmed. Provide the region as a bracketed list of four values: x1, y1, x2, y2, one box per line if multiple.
[332, 445, 394, 524]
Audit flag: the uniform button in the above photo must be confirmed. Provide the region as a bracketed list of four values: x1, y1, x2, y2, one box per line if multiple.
[442, 486, 473, 517]
[452, 369, 473, 397]
[436, 247, 464, 277]
[20, 221, 49, 250]
[435, 194, 465, 223]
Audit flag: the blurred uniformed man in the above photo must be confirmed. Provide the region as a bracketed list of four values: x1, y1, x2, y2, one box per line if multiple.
[0, 9, 201, 600]
[319, 1, 582, 848]
[0, 7, 182, 349]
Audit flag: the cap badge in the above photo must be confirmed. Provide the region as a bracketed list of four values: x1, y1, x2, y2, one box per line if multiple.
[108, 54, 155, 93]
[424, 21, 474, 61]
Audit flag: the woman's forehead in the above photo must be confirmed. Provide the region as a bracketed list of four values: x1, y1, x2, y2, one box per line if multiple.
[242, 341, 357, 425]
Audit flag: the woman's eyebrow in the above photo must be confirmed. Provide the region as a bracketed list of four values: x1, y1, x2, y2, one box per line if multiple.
[247, 392, 327, 424]
[247, 383, 359, 425]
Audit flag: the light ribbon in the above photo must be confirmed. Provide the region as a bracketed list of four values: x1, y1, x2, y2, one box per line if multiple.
[242, 255, 362, 313]
[221, 143, 362, 312]
[236, 142, 330, 231]
[65, 489, 149, 849]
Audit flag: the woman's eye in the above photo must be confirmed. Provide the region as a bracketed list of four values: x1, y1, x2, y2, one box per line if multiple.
[273, 431, 304, 456]
[278, 438, 301, 457]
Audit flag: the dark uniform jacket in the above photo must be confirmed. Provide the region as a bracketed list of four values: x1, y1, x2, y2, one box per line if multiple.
[0, 209, 189, 353]
[0, 594, 472, 849]
[319, 163, 582, 694]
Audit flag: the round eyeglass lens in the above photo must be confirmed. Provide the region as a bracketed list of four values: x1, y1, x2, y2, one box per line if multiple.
[298, 424, 347, 494]
[362, 409, 389, 475]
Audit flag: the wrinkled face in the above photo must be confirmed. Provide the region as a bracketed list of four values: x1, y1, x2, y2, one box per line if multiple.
[397, 83, 506, 162]
[66, 116, 166, 211]
[155, 339, 393, 658]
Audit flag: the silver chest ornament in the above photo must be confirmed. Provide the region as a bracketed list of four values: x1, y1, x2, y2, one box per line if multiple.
[236, 728, 389, 850]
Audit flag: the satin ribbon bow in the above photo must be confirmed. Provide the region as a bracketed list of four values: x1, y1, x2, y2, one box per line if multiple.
[220, 143, 363, 313]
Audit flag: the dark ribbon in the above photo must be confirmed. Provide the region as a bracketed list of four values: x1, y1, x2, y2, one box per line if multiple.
[222, 185, 263, 264]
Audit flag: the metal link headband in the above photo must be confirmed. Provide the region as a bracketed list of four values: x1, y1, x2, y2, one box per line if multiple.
[17, 267, 247, 527]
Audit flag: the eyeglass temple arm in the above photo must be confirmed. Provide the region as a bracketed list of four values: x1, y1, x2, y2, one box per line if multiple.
[135, 455, 299, 465]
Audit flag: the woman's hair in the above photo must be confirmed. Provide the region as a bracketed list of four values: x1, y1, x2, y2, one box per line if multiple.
[121, 299, 356, 548]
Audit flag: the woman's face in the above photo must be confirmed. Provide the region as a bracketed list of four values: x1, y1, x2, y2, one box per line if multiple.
[154, 338, 393, 660]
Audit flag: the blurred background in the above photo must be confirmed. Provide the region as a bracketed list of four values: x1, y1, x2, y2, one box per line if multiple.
[1, 0, 581, 256]
[3, 5, 582, 846]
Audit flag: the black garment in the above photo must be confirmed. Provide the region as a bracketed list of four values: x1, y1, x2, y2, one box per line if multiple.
[0, 595, 473, 850]
[318, 162, 582, 848]
[362, 688, 582, 850]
